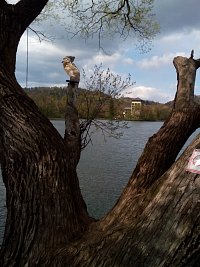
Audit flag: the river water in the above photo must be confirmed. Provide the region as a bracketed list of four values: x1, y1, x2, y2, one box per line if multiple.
[0, 120, 198, 244]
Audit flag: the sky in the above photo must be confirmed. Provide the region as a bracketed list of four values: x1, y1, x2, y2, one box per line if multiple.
[7, 0, 200, 103]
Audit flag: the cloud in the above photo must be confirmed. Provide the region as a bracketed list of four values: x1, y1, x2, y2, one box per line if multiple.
[85, 52, 134, 67]
[92, 53, 121, 66]
[16, 34, 68, 87]
[137, 52, 187, 69]
[7, 0, 18, 3]
[81, 52, 135, 77]
[8, 0, 200, 104]
[123, 58, 134, 65]
[154, 0, 200, 35]
[16, 27, 131, 87]
[123, 85, 173, 103]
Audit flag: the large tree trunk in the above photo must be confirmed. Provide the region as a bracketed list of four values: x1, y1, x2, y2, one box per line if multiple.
[0, 2, 91, 266]
[0, 1, 199, 266]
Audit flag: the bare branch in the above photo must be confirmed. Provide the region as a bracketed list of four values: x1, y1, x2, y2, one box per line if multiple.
[64, 0, 159, 51]
[78, 64, 133, 148]
[28, 27, 54, 42]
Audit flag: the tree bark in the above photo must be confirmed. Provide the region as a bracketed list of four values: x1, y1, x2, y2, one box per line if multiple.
[62, 56, 81, 166]
[0, 1, 199, 266]
[0, 2, 91, 266]
[44, 138, 200, 267]
[99, 56, 200, 229]
[40, 56, 200, 267]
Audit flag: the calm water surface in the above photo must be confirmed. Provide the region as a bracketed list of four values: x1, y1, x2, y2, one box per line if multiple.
[0, 120, 198, 244]
[53, 120, 163, 218]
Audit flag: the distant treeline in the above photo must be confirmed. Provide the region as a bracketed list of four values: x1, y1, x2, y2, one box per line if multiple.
[25, 87, 67, 118]
[24, 87, 172, 121]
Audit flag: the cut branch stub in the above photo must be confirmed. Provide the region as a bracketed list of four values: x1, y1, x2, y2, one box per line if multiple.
[173, 56, 197, 109]
[62, 56, 81, 165]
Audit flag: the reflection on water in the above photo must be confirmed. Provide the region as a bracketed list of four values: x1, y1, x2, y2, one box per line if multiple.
[76, 121, 163, 219]
[0, 119, 199, 244]
[50, 120, 164, 218]
[0, 170, 6, 246]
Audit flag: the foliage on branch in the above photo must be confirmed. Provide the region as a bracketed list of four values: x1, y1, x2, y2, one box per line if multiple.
[33, 0, 159, 51]
[64, 0, 159, 50]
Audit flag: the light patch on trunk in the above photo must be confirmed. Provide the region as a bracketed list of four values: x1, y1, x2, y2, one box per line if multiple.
[186, 149, 200, 174]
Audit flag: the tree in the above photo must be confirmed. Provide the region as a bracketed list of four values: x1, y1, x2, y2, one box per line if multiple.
[79, 65, 132, 149]
[140, 103, 171, 121]
[0, 1, 199, 267]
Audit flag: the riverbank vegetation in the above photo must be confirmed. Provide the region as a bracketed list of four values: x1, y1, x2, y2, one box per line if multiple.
[25, 86, 172, 121]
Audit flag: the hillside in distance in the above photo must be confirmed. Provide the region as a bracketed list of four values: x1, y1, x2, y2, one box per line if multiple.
[24, 87, 172, 121]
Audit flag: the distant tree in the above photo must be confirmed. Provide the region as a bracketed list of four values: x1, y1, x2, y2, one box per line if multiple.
[26, 87, 67, 118]
[108, 97, 115, 120]
[79, 65, 132, 149]
[141, 103, 171, 121]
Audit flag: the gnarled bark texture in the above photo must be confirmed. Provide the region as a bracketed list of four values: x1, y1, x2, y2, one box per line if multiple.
[0, 1, 199, 266]
[0, 1, 91, 266]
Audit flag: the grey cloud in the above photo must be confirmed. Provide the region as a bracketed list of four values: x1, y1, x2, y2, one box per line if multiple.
[16, 20, 124, 87]
[33, 18, 122, 55]
[30, 0, 200, 59]
[154, 0, 200, 35]
[14, 0, 200, 98]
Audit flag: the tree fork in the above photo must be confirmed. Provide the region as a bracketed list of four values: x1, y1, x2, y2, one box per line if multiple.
[62, 56, 81, 166]
[39, 54, 200, 267]
[100, 53, 200, 228]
